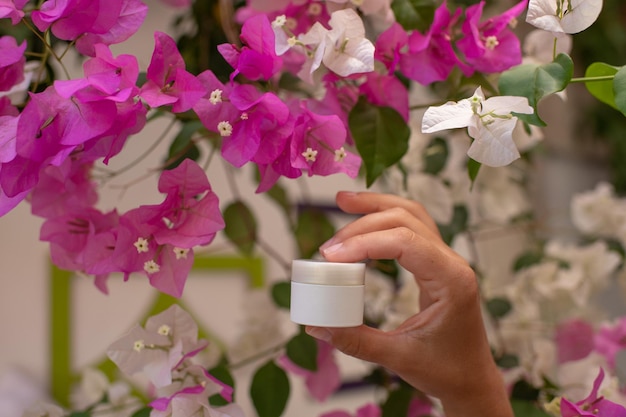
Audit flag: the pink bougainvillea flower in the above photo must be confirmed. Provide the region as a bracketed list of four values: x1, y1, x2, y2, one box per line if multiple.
[75, 0, 148, 56]
[29, 160, 98, 219]
[218, 14, 283, 81]
[192, 70, 240, 136]
[108, 160, 223, 296]
[139, 31, 206, 113]
[0, 36, 26, 92]
[39, 206, 119, 273]
[220, 84, 293, 168]
[0, 0, 28, 24]
[279, 340, 341, 402]
[145, 244, 195, 297]
[54, 44, 139, 103]
[374, 22, 408, 74]
[80, 99, 147, 165]
[1, 87, 116, 197]
[594, 316, 626, 369]
[290, 105, 361, 179]
[307, 72, 359, 143]
[144, 158, 224, 248]
[456, 0, 528, 74]
[400, 1, 472, 84]
[407, 396, 434, 417]
[32, 0, 124, 42]
[320, 402, 381, 417]
[150, 364, 235, 415]
[555, 318, 595, 364]
[560, 368, 626, 417]
[359, 71, 409, 122]
[31, 0, 148, 56]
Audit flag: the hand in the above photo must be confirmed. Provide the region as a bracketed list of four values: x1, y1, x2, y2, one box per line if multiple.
[306, 191, 513, 417]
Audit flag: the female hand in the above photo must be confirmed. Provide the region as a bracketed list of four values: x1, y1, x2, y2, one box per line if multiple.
[306, 191, 513, 417]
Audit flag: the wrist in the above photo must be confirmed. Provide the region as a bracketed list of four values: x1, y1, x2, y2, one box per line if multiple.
[439, 363, 514, 417]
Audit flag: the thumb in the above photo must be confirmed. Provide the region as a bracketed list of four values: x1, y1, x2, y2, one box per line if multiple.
[305, 325, 397, 368]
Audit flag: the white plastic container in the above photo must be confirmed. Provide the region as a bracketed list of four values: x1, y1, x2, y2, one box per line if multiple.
[290, 259, 365, 327]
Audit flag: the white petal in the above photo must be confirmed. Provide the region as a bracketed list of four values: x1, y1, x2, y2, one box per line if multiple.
[421, 100, 474, 133]
[483, 96, 533, 115]
[323, 37, 375, 76]
[526, 0, 603, 34]
[560, 0, 603, 34]
[467, 118, 520, 166]
[273, 26, 291, 55]
[328, 8, 366, 39]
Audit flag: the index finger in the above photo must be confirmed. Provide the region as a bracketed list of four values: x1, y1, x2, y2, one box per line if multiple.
[335, 191, 442, 238]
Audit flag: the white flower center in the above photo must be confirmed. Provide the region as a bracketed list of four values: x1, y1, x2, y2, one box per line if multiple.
[240, 112, 249, 120]
[209, 89, 223, 104]
[133, 340, 145, 352]
[218, 121, 233, 136]
[485, 36, 499, 50]
[307, 3, 322, 15]
[302, 147, 318, 162]
[144, 260, 160, 274]
[173, 247, 189, 259]
[334, 147, 347, 162]
[272, 15, 287, 28]
[158, 324, 171, 336]
[134, 237, 149, 253]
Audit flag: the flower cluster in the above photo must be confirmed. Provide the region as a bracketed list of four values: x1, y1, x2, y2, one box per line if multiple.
[107, 305, 242, 417]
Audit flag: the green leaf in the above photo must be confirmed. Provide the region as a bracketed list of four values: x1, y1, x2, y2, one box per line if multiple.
[437, 205, 469, 245]
[69, 413, 91, 417]
[295, 208, 335, 258]
[390, 0, 436, 32]
[271, 281, 291, 309]
[422, 137, 449, 175]
[349, 97, 410, 187]
[496, 353, 519, 369]
[584, 62, 620, 110]
[513, 251, 543, 272]
[511, 400, 551, 417]
[614, 66, 626, 116]
[130, 407, 152, 417]
[223, 201, 257, 256]
[286, 330, 318, 371]
[499, 53, 574, 126]
[486, 297, 512, 319]
[164, 120, 203, 170]
[511, 379, 541, 401]
[381, 384, 413, 417]
[250, 360, 290, 417]
[467, 157, 481, 186]
[208, 364, 235, 406]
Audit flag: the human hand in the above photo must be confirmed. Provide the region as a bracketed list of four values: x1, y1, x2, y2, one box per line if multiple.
[306, 191, 513, 417]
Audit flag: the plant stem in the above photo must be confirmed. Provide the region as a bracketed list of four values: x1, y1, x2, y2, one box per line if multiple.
[228, 342, 286, 370]
[570, 75, 615, 83]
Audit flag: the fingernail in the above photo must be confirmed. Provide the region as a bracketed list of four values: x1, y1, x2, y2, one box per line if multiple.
[319, 237, 337, 251]
[322, 242, 343, 256]
[305, 326, 332, 342]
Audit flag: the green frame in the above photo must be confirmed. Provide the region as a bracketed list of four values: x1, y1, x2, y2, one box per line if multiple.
[49, 255, 265, 406]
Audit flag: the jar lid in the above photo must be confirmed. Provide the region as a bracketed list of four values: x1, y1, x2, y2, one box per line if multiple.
[291, 259, 365, 286]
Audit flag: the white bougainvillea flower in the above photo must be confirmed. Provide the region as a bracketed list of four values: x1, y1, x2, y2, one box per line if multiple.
[421, 86, 533, 166]
[526, 0, 603, 34]
[298, 8, 374, 79]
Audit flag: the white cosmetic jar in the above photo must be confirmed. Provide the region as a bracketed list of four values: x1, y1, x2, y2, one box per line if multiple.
[290, 259, 365, 328]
